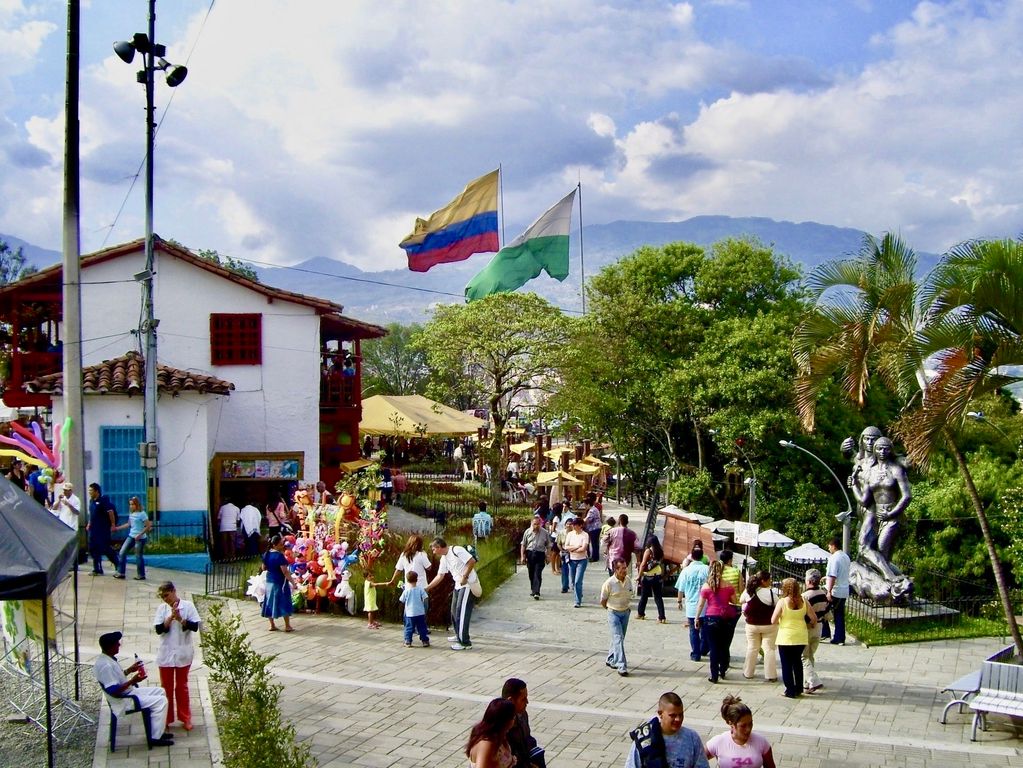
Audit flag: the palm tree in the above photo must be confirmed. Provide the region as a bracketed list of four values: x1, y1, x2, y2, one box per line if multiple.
[793, 233, 925, 430]
[896, 237, 1023, 654]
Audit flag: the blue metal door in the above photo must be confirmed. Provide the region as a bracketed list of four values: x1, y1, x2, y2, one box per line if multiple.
[99, 426, 145, 523]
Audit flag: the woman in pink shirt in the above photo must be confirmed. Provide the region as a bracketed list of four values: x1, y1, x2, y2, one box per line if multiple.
[705, 695, 776, 768]
[694, 561, 736, 683]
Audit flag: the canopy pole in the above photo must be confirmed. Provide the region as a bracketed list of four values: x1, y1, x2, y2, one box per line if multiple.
[43, 596, 55, 768]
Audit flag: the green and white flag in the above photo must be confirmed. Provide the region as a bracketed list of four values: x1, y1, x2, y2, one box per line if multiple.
[465, 189, 576, 301]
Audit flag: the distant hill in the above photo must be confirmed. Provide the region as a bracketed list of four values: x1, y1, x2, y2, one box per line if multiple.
[3, 217, 940, 324]
[0, 234, 61, 271]
[252, 216, 940, 323]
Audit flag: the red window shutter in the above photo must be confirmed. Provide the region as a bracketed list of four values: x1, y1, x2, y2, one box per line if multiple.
[210, 313, 262, 365]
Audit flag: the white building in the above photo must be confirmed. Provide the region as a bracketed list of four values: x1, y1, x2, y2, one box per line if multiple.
[0, 237, 384, 531]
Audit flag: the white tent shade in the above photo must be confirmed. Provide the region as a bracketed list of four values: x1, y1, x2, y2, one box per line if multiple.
[702, 519, 736, 534]
[783, 542, 831, 563]
[757, 529, 795, 548]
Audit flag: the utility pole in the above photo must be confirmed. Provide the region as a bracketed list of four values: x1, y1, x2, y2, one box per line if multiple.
[115, 0, 187, 516]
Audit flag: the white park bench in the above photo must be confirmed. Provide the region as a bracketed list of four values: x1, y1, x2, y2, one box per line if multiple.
[969, 646, 1023, 741]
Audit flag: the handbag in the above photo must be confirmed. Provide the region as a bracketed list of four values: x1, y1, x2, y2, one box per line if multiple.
[469, 579, 483, 598]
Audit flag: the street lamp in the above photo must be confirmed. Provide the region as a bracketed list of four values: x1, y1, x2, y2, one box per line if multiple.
[779, 439, 854, 554]
[966, 411, 1013, 442]
[114, 0, 187, 515]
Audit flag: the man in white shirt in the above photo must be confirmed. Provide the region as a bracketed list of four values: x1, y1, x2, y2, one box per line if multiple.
[50, 482, 81, 529]
[826, 537, 851, 645]
[239, 502, 262, 556]
[94, 631, 172, 746]
[217, 500, 240, 559]
[601, 558, 634, 676]
[425, 537, 479, 651]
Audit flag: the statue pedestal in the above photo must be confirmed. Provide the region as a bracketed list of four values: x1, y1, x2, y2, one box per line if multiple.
[850, 595, 960, 630]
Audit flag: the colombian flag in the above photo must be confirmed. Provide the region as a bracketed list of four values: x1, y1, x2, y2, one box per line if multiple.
[399, 169, 500, 272]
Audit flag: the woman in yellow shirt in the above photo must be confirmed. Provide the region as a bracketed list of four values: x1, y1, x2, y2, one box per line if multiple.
[770, 577, 817, 698]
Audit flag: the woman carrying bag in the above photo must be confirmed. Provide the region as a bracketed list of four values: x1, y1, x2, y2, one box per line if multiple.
[635, 534, 667, 623]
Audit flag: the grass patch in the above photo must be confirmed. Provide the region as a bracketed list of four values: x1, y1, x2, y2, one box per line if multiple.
[146, 534, 206, 555]
[848, 613, 1010, 646]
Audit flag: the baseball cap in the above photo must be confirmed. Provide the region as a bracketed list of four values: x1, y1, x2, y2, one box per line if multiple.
[99, 631, 122, 648]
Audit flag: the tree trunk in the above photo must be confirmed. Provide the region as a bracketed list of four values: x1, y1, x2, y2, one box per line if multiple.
[947, 432, 1023, 656]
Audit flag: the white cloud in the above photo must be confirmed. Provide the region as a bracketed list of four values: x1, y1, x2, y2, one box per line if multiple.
[1, 0, 1021, 270]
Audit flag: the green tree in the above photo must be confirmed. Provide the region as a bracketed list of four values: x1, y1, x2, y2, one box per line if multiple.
[793, 233, 926, 429]
[0, 239, 36, 285]
[549, 237, 807, 513]
[360, 322, 429, 396]
[415, 293, 570, 497]
[895, 237, 1023, 654]
[794, 234, 1023, 654]
[196, 247, 260, 282]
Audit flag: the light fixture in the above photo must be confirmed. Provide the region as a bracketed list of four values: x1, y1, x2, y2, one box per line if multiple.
[155, 57, 188, 87]
[133, 268, 154, 282]
[113, 40, 136, 64]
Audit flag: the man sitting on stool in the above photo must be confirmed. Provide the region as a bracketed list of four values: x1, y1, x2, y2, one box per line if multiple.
[94, 631, 173, 747]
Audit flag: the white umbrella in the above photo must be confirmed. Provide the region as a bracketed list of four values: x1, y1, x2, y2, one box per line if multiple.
[783, 542, 831, 564]
[702, 519, 735, 534]
[757, 529, 795, 548]
[659, 504, 684, 515]
[680, 511, 715, 525]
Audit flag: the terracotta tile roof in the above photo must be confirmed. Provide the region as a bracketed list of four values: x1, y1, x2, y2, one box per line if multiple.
[23, 351, 235, 397]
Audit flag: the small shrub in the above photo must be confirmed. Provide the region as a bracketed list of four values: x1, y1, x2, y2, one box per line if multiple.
[199, 600, 313, 768]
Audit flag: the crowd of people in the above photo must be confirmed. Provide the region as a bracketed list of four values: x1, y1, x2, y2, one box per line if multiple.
[83, 469, 854, 763]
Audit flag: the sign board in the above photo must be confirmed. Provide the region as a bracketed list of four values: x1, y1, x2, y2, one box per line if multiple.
[733, 521, 760, 547]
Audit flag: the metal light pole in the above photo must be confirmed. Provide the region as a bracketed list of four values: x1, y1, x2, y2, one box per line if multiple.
[114, 0, 187, 516]
[780, 440, 854, 554]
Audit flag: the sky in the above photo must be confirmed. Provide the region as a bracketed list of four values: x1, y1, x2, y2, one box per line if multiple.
[1, 0, 1021, 272]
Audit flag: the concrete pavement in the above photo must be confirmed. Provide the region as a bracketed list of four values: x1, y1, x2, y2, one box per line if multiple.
[72, 504, 1022, 767]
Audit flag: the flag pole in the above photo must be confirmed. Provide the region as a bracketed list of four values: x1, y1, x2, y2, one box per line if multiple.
[577, 181, 585, 314]
[498, 164, 505, 247]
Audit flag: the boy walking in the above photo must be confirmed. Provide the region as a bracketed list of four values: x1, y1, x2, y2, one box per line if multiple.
[400, 571, 430, 647]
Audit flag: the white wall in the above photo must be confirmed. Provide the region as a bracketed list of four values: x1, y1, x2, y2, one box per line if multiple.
[61, 244, 322, 511]
[50, 390, 215, 512]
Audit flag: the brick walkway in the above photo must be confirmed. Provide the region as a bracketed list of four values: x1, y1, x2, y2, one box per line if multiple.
[77, 502, 1021, 767]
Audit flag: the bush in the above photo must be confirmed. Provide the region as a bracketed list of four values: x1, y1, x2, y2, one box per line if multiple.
[198, 600, 313, 768]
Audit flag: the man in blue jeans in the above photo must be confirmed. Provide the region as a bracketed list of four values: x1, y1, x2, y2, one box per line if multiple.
[676, 558, 709, 661]
[826, 537, 850, 644]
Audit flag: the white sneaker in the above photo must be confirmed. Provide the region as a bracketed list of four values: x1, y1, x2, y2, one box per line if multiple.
[447, 635, 458, 642]
[450, 643, 472, 651]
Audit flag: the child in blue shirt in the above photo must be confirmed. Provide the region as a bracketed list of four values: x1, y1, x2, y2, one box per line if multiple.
[399, 571, 430, 647]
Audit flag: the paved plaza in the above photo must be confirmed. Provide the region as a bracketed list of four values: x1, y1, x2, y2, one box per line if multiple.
[73, 507, 1021, 768]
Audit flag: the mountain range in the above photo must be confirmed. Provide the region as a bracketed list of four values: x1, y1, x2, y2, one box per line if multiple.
[4, 216, 938, 325]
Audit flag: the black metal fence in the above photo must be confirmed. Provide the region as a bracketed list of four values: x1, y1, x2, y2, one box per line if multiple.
[769, 560, 1022, 641]
[146, 518, 208, 545]
[205, 556, 261, 597]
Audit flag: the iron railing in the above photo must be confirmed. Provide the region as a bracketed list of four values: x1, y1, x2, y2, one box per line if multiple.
[205, 555, 261, 596]
[769, 560, 1022, 641]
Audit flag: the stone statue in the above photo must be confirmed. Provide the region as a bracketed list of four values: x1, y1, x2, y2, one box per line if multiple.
[842, 427, 913, 604]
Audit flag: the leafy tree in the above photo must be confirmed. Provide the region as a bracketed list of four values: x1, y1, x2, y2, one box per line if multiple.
[0, 239, 36, 285]
[415, 293, 571, 497]
[166, 240, 260, 282]
[794, 234, 1023, 654]
[195, 247, 260, 282]
[549, 237, 807, 514]
[895, 237, 1023, 653]
[360, 322, 429, 396]
[793, 233, 925, 429]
